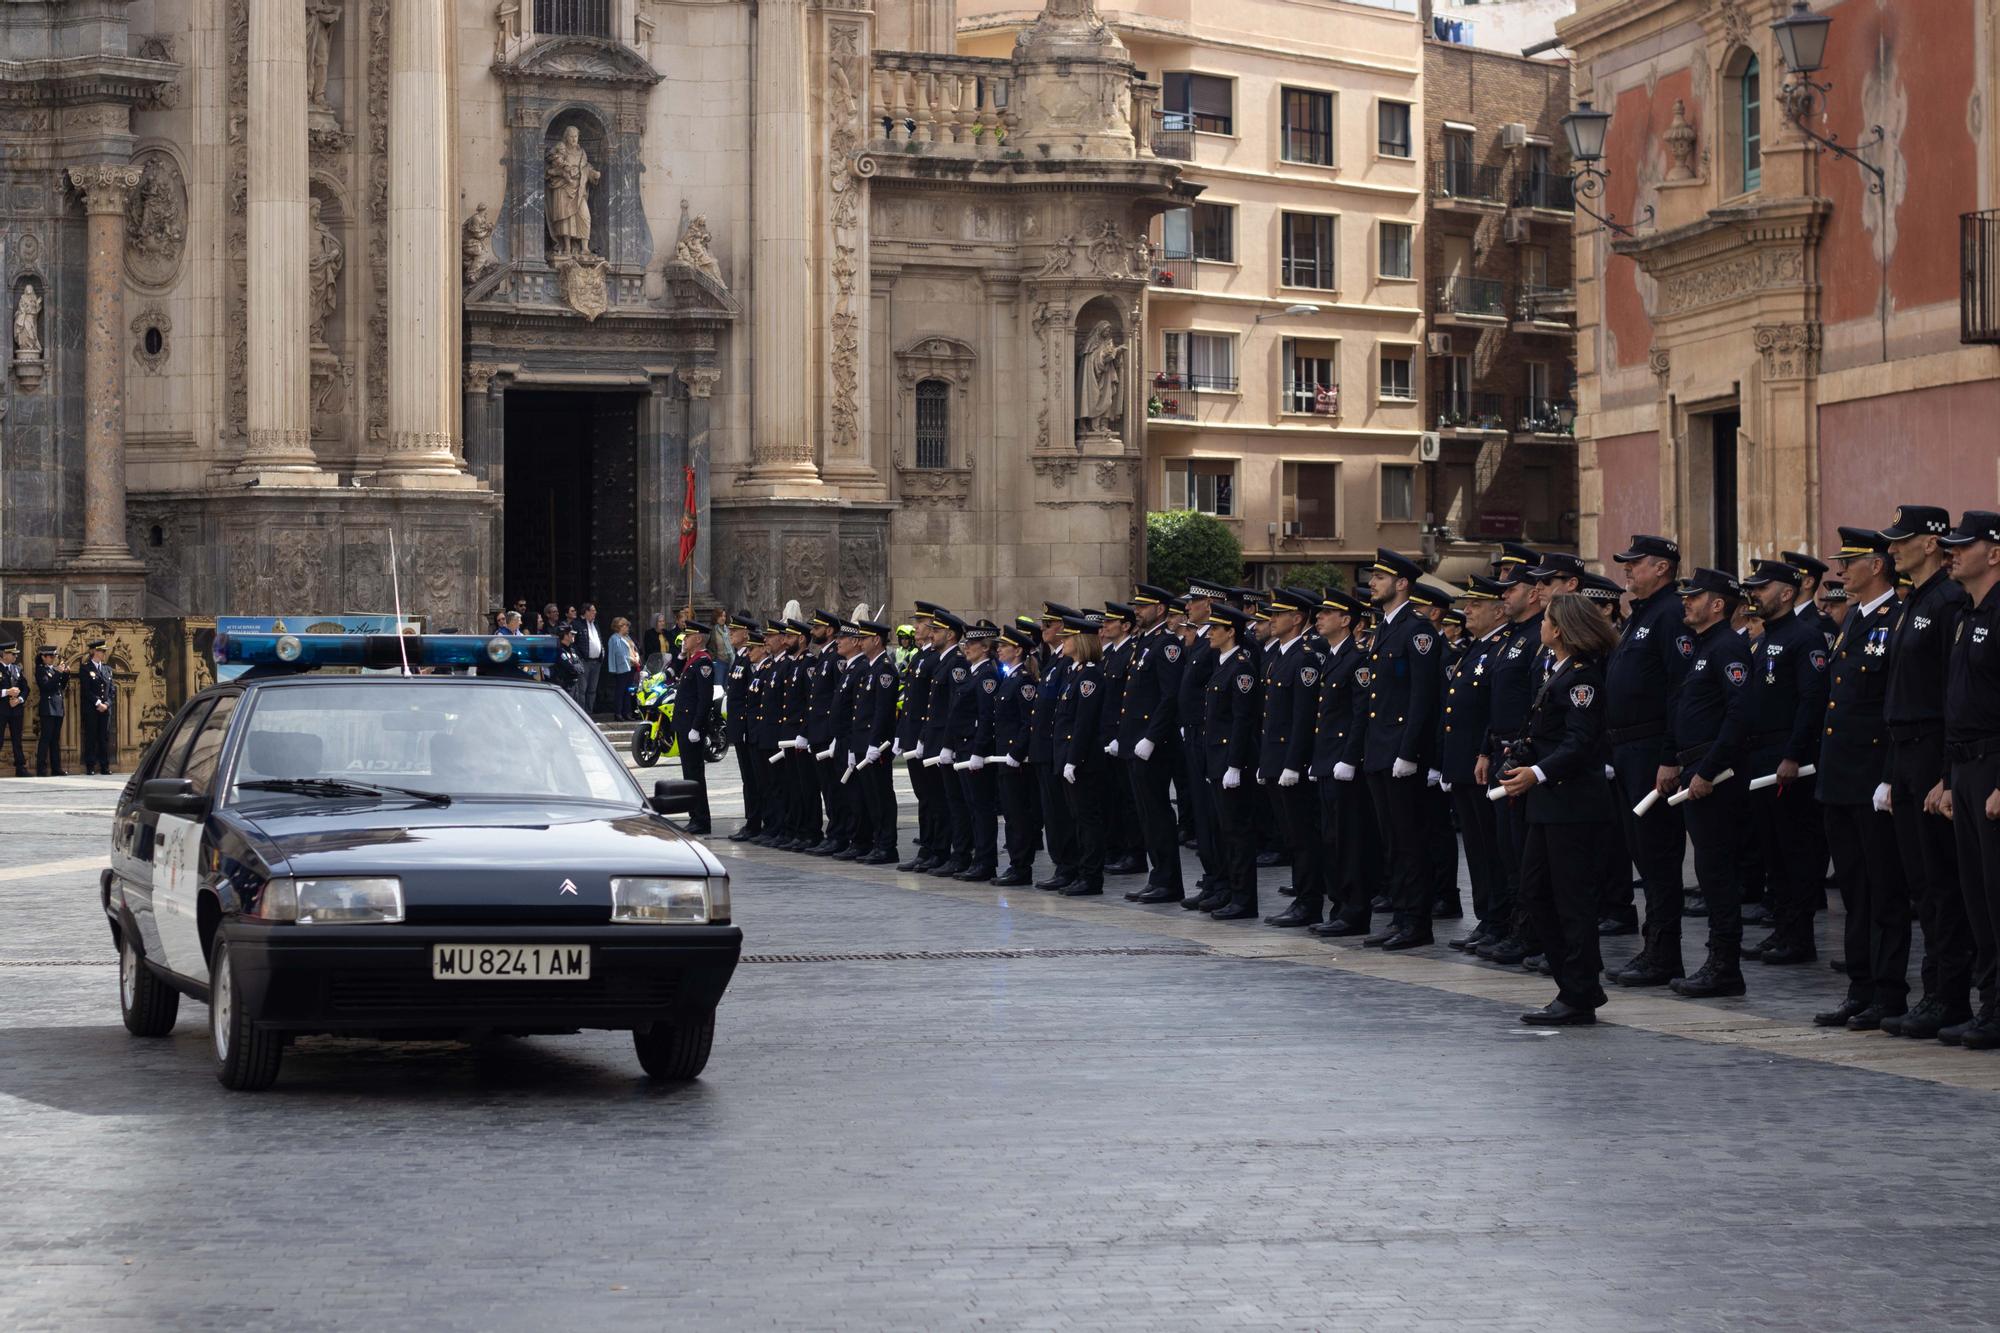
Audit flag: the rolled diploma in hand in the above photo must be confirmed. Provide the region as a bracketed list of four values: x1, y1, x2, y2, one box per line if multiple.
[1487, 786, 1508, 802]
[1668, 769, 1733, 805]
[1632, 789, 1662, 817]
[1748, 764, 1815, 792]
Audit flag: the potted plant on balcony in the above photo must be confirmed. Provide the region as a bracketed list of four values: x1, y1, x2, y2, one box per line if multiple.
[1153, 370, 1182, 390]
[1147, 393, 1164, 419]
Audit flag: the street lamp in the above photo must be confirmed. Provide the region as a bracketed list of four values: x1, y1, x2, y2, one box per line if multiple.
[1770, 0, 1885, 194]
[1555, 401, 1577, 434]
[1558, 99, 1653, 237]
[1256, 303, 1322, 322]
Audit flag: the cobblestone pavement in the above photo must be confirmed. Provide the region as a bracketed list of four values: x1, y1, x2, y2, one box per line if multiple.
[4, 768, 2000, 1331]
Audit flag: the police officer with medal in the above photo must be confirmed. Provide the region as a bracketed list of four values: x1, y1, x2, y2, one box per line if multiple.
[944, 620, 1002, 882]
[897, 606, 945, 872]
[1177, 582, 1230, 906]
[1200, 605, 1262, 919]
[1096, 604, 1147, 876]
[923, 611, 973, 877]
[1256, 589, 1323, 926]
[844, 619, 903, 866]
[1940, 510, 2000, 1048]
[1361, 550, 1442, 950]
[1119, 585, 1187, 905]
[823, 622, 866, 856]
[0, 640, 28, 777]
[1053, 614, 1108, 896]
[992, 624, 1043, 886]
[803, 611, 848, 855]
[671, 621, 717, 834]
[1305, 586, 1373, 936]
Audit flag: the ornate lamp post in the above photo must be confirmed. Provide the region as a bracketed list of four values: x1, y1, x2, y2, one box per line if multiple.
[1558, 100, 1654, 237]
[1770, 0, 1886, 193]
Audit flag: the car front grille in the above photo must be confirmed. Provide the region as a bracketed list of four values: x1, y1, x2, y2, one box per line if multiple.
[326, 972, 682, 1013]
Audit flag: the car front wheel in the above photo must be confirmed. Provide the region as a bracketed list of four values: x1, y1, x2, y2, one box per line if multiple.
[210, 936, 283, 1091]
[119, 931, 179, 1037]
[633, 1010, 715, 1081]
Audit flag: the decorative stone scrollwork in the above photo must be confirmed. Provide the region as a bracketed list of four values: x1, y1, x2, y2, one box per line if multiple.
[683, 367, 722, 400]
[1648, 345, 1671, 379]
[1663, 100, 1698, 182]
[464, 362, 501, 394]
[125, 151, 188, 291]
[782, 536, 833, 605]
[131, 308, 171, 374]
[1657, 248, 1805, 317]
[1032, 455, 1079, 489]
[1753, 322, 1821, 380]
[462, 204, 499, 287]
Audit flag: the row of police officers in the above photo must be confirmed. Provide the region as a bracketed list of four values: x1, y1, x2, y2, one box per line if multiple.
[0, 638, 117, 778]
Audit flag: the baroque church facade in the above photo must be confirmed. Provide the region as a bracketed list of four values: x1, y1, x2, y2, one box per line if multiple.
[0, 0, 1187, 629]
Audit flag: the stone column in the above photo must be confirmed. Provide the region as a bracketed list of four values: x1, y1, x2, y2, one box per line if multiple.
[684, 367, 720, 599]
[67, 165, 145, 569]
[749, 0, 819, 484]
[379, 0, 473, 487]
[238, 0, 327, 482]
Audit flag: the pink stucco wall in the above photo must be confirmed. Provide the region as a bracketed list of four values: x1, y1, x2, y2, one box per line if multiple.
[1818, 380, 2000, 550]
[1594, 431, 1661, 568]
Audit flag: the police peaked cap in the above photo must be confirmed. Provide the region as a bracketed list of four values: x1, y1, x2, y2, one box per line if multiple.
[1835, 526, 1891, 558]
[1442, 607, 1468, 626]
[1318, 587, 1367, 616]
[931, 611, 967, 636]
[1372, 548, 1424, 584]
[1781, 550, 1829, 577]
[1613, 534, 1680, 564]
[1493, 542, 1540, 570]
[1133, 584, 1175, 605]
[1001, 624, 1037, 649]
[1676, 567, 1740, 598]
[1739, 559, 1800, 589]
[1060, 615, 1100, 635]
[1462, 575, 1506, 601]
[1185, 579, 1233, 602]
[682, 620, 713, 636]
[1942, 510, 2000, 547]
[1579, 573, 1623, 603]
[1102, 602, 1136, 623]
[1408, 582, 1457, 609]
[912, 600, 946, 621]
[1819, 581, 1849, 603]
[963, 619, 1000, 642]
[856, 618, 891, 637]
[1879, 504, 1952, 540]
[1265, 588, 1313, 615]
[1207, 605, 1253, 632]
[1527, 551, 1586, 581]
[38, 644, 58, 655]
[810, 608, 842, 629]
[1041, 601, 1080, 622]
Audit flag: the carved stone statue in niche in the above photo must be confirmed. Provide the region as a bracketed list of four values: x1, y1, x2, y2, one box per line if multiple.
[1076, 320, 1125, 438]
[306, 1, 342, 132]
[675, 210, 725, 287]
[125, 154, 186, 288]
[307, 198, 343, 344]
[13, 282, 43, 361]
[462, 203, 498, 287]
[544, 126, 600, 258]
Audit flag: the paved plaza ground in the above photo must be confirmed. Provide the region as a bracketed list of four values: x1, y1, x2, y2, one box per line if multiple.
[4, 766, 1999, 1331]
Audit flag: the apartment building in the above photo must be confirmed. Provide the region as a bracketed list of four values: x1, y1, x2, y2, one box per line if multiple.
[961, 0, 1428, 586]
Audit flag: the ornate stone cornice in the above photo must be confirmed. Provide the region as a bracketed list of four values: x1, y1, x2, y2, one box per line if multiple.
[683, 368, 721, 400]
[0, 55, 179, 108]
[1611, 196, 1828, 320]
[491, 35, 662, 88]
[68, 164, 142, 213]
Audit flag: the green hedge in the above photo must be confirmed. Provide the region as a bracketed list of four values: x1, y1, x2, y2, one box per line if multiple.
[1145, 511, 1243, 593]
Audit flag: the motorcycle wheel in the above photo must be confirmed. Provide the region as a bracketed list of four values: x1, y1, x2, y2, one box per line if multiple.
[705, 732, 729, 763]
[632, 727, 663, 768]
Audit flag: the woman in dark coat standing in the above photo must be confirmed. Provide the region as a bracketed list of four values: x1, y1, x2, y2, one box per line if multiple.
[1052, 616, 1107, 896]
[1499, 592, 1621, 1025]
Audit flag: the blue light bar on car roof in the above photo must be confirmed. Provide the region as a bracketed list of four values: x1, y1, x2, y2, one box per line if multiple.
[213, 632, 561, 670]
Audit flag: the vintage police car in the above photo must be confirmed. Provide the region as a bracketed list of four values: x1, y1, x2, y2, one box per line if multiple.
[103, 632, 740, 1090]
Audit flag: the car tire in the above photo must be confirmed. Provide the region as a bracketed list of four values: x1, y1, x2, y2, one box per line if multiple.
[209, 936, 283, 1091]
[632, 1009, 714, 1081]
[118, 930, 179, 1037]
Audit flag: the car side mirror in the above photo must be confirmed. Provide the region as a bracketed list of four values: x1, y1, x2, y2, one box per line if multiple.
[649, 779, 700, 817]
[141, 777, 206, 818]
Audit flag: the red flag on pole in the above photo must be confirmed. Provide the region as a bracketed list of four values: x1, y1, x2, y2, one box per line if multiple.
[677, 464, 699, 568]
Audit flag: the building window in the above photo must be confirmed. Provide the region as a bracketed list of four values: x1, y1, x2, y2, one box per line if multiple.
[1378, 221, 1413, 279]
[1522, 244, 1549, 291]
[1523, 463, 1557, 541]
[1162, 331, 1237, 390]
[1281, 88, 1334, 166]
[1164, 459, 1235, 516]
[1440, 128, 1477, 196]
[1739, 55, 1762, 191]
[1282, 462, 1341, 540]
[534, 0, 611, 37]
[1161, 203, 1234, 262]
[1163, 73, 1233, 136]
[1380, 464, 1416, 523]
[1281, 337, 1340, 415]
[1281, 213, 1337, 290]
[914, 379, 950, 469]
[1378, 101, 1412, 157]
[1379, 347, 1414, 400]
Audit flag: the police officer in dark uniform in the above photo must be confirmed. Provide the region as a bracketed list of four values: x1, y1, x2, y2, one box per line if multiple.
[1941, 510, 2000, 1048]
[1053, 615, 1108, 896]
[1255, 589, 1322, 926]
[1784, 550, 1839, 643]
[840, 619, 901, 865]
[1119, 584, 1187, 905]
[747, 627, 785, 844]
[1177, 582, 1230, 905]
[1880, 504, 1977, 1039]
[1604, 534, 1692, 968]
[1658, 568, 1757, 998]
[1032, 603, 1080, 891]
[1476, 546, 1544, 965]
[1441, 577, 1508, 951]
[946, 620, 1001, 881]
[1813, 529, 1910, 1030]
[802, 611, 847, 855]
[1201, 605, 1262, 919]
[775, 619, 817, 849]
[33, 645, 67, 777]
[1305, 587, 1373, 936]
[1731, 561, 1831, 964]
[1362, 550, 1443, 949]
[822, 623, 866, 856]
[1408, 583, 1462, 921]
[0, 640, 29, 776]
[725, 616, 763, 841]
[992, 624, 1043, 885]
[672, 621, 717, 834]
[921, 611, 973, 875]
[79, 641, 114, 774]
[897, 607, 943, 871]
[1096, 604, 1146, 876]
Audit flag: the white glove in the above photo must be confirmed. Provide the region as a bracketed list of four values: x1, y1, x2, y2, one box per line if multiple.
[910, 742, 923, 761]
[1333, 762, 1357, 782]
[1279, 768, 1300, 788]
[939, 748, 955, 764]
[687, 729, 700, 742]
[1872, 782, 1892, 813]
[1223, 767, 1241, 790]
[1106, 740, 1121, 758]
[1004, 755, 1021, 769]
[1426, 768, 1442, 788]
[1604, 764, 1616, 780]
[865, 745, 883, 766]
[890, 740, 902, 758]
[1063, 763, 1077, 784]
[1440, 781, 1453, 793]
[793, 735, 809, 752]
[1134, 738, 1155, 761]
[967, 754, 985, 771]
[1392, 757, 1419, 779]
[1256, 773, 1267, 785]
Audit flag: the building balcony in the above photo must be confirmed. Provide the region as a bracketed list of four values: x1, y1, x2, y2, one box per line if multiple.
[868, 52, 1015, 155]
[1433, 161, 1505, 209]
[1151, 110, 1194, 161]
[1431, 390, 1508, 436]
[1147, 370, 1239, 423]
[1512, 173, 1575, 213]
[1148, 249, 1212, 295]
[1514, 397, 1577, 440]
[1963, 209, 2000, 344]
[1513, 284, 1577, 330]
[1433, 276, 1508, 324]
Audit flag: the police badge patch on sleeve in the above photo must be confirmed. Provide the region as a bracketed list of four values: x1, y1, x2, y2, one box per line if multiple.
[1568, 684, 1596, 708]
[1022, 684, 1038, 700]
[880, 672, 895, 689]
[1165, 643, 1181, 662]
[983, 678, 997, 693]
[1236, 673, 1253, 692]
[1300, 667, 1318, 686]
[1677, 635, 1694, 657]
[1725, 662, 1748, 686]
[1356, 667, 1372, 687]
[1808, 649, 1828, 671]
[1079, 680, 1096, 697]
[1413, 633, 1434, 655]
[952, 667, 967, 683]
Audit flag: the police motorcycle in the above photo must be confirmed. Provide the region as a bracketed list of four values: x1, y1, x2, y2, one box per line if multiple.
[630, 652, 728, 768]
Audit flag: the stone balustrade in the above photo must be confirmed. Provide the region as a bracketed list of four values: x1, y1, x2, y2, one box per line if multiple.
[869, 52, 1014, 153]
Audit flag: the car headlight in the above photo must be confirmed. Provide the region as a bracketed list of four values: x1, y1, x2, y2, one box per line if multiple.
[609, 876, 728, 924]
[251, 877, 405, 925]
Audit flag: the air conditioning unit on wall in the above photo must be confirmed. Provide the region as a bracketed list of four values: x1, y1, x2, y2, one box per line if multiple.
[1502, 215, 1531, 244]
[1418, 432, 1442, 462]
[1427, 332, 1453, 357]
[1500, 123, 1529, 150]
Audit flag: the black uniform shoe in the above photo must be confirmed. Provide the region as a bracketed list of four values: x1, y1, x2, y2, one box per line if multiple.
[1311, 917, 1369, 937]
[1848, 1004, 1901, 1032]
[1523, 954, 1549, 974]
[1813, 999, 1869, 1028]
[993, 867, 1034, 887]
[1035, 873, 1075, 891]
[1597, 917, 1639, 937]
[1446, 930, 1489, 952]
[1431, 899, 1464, 920]
[1614, 958, 1684, 987]
[1178, 894, 1206, 910]
[1741, 902, 1775, 926]
[1277, 883, 1298, 898]
[1208, 903, 1257, 921]
[1256, 850, 1284, 868]
[1759, 941, 1818, 966]
[1683, 893, 1708, 917]
[1521, 1001, 1597, 1026]
[1263, 904, 1319, 928]
[1133, 887, 1181, 905]
[1829, 957, 1850, 974]
[955, 865, 996, 883]
[1361, 928, 1400, 948]
[1382, 929, 1435, 951]
[931, 860, 967, 878]
[832, 847, 864, 861]
[1742, 932, 1776, 960]
[1191, 892, 1230, 913]
[1670, 957, 1746, 998]
[1105, 856, 1147, 876]
[1371, 894, 1393, 911]
[1122, 886, 1147, 901]
[728, 826, 759, 842]
[1884, 997, 1945, 1038]
[1961, 1007, 2000, 1050]
[1482, 936, 1530, 965]
[862, 850, 898, 866]
[1060, 882, 1104, 897]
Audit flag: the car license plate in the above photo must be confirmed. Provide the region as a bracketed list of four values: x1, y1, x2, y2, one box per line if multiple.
[431, 944, 591, 981]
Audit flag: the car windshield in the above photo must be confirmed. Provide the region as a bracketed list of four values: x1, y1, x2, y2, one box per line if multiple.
[226, 682, 642, 806]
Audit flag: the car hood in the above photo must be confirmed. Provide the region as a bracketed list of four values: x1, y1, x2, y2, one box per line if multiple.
[234, 803, 724, 925]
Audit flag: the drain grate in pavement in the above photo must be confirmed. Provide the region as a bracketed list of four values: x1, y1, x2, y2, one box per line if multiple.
[2, 946, 1213, 969]
[0, 959, 115, 967]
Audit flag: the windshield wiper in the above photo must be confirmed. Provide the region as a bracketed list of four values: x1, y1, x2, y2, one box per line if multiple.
[237, 778, 452, 807]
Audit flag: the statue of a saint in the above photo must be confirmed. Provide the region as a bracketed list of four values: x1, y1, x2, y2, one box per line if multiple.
[1076, 321, 1125, 436]
[307, 199, 343, 344]
[306, 2, 341, 118]
[462, 203, 498, 287]
[675, 213, 725, 287]
[544, 127, 600, 258]
[12, 282, 42, 361]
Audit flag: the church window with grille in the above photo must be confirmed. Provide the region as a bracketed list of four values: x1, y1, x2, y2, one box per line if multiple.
[914, 380, 951, 469]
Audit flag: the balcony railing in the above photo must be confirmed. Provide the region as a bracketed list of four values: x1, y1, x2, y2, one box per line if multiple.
[1151, 110, 1194, 161]
[1148, 369, 1238, 421]
[1513, 173, 1575, 212]
[1435, 276, 1508, 319]
[1150, 248, 1196, 290]
[534, 0, 611, 37]
[1515, 284, 1576, 322]
[1432, 390, 1507, 432]
[1434, 160, 1504, 203]
[869, 53, 1014, 152]
[1963, 209, 2000, 344]
[1516, 397, 1576, 437]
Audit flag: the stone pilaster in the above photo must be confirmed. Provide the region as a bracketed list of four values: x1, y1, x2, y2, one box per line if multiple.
[378, 0, 475, 488]
[748, 0, 820, 487]
[239, 0, 329, 482]
[67, 165, 146, 571]
[684, 367, 720, 600]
